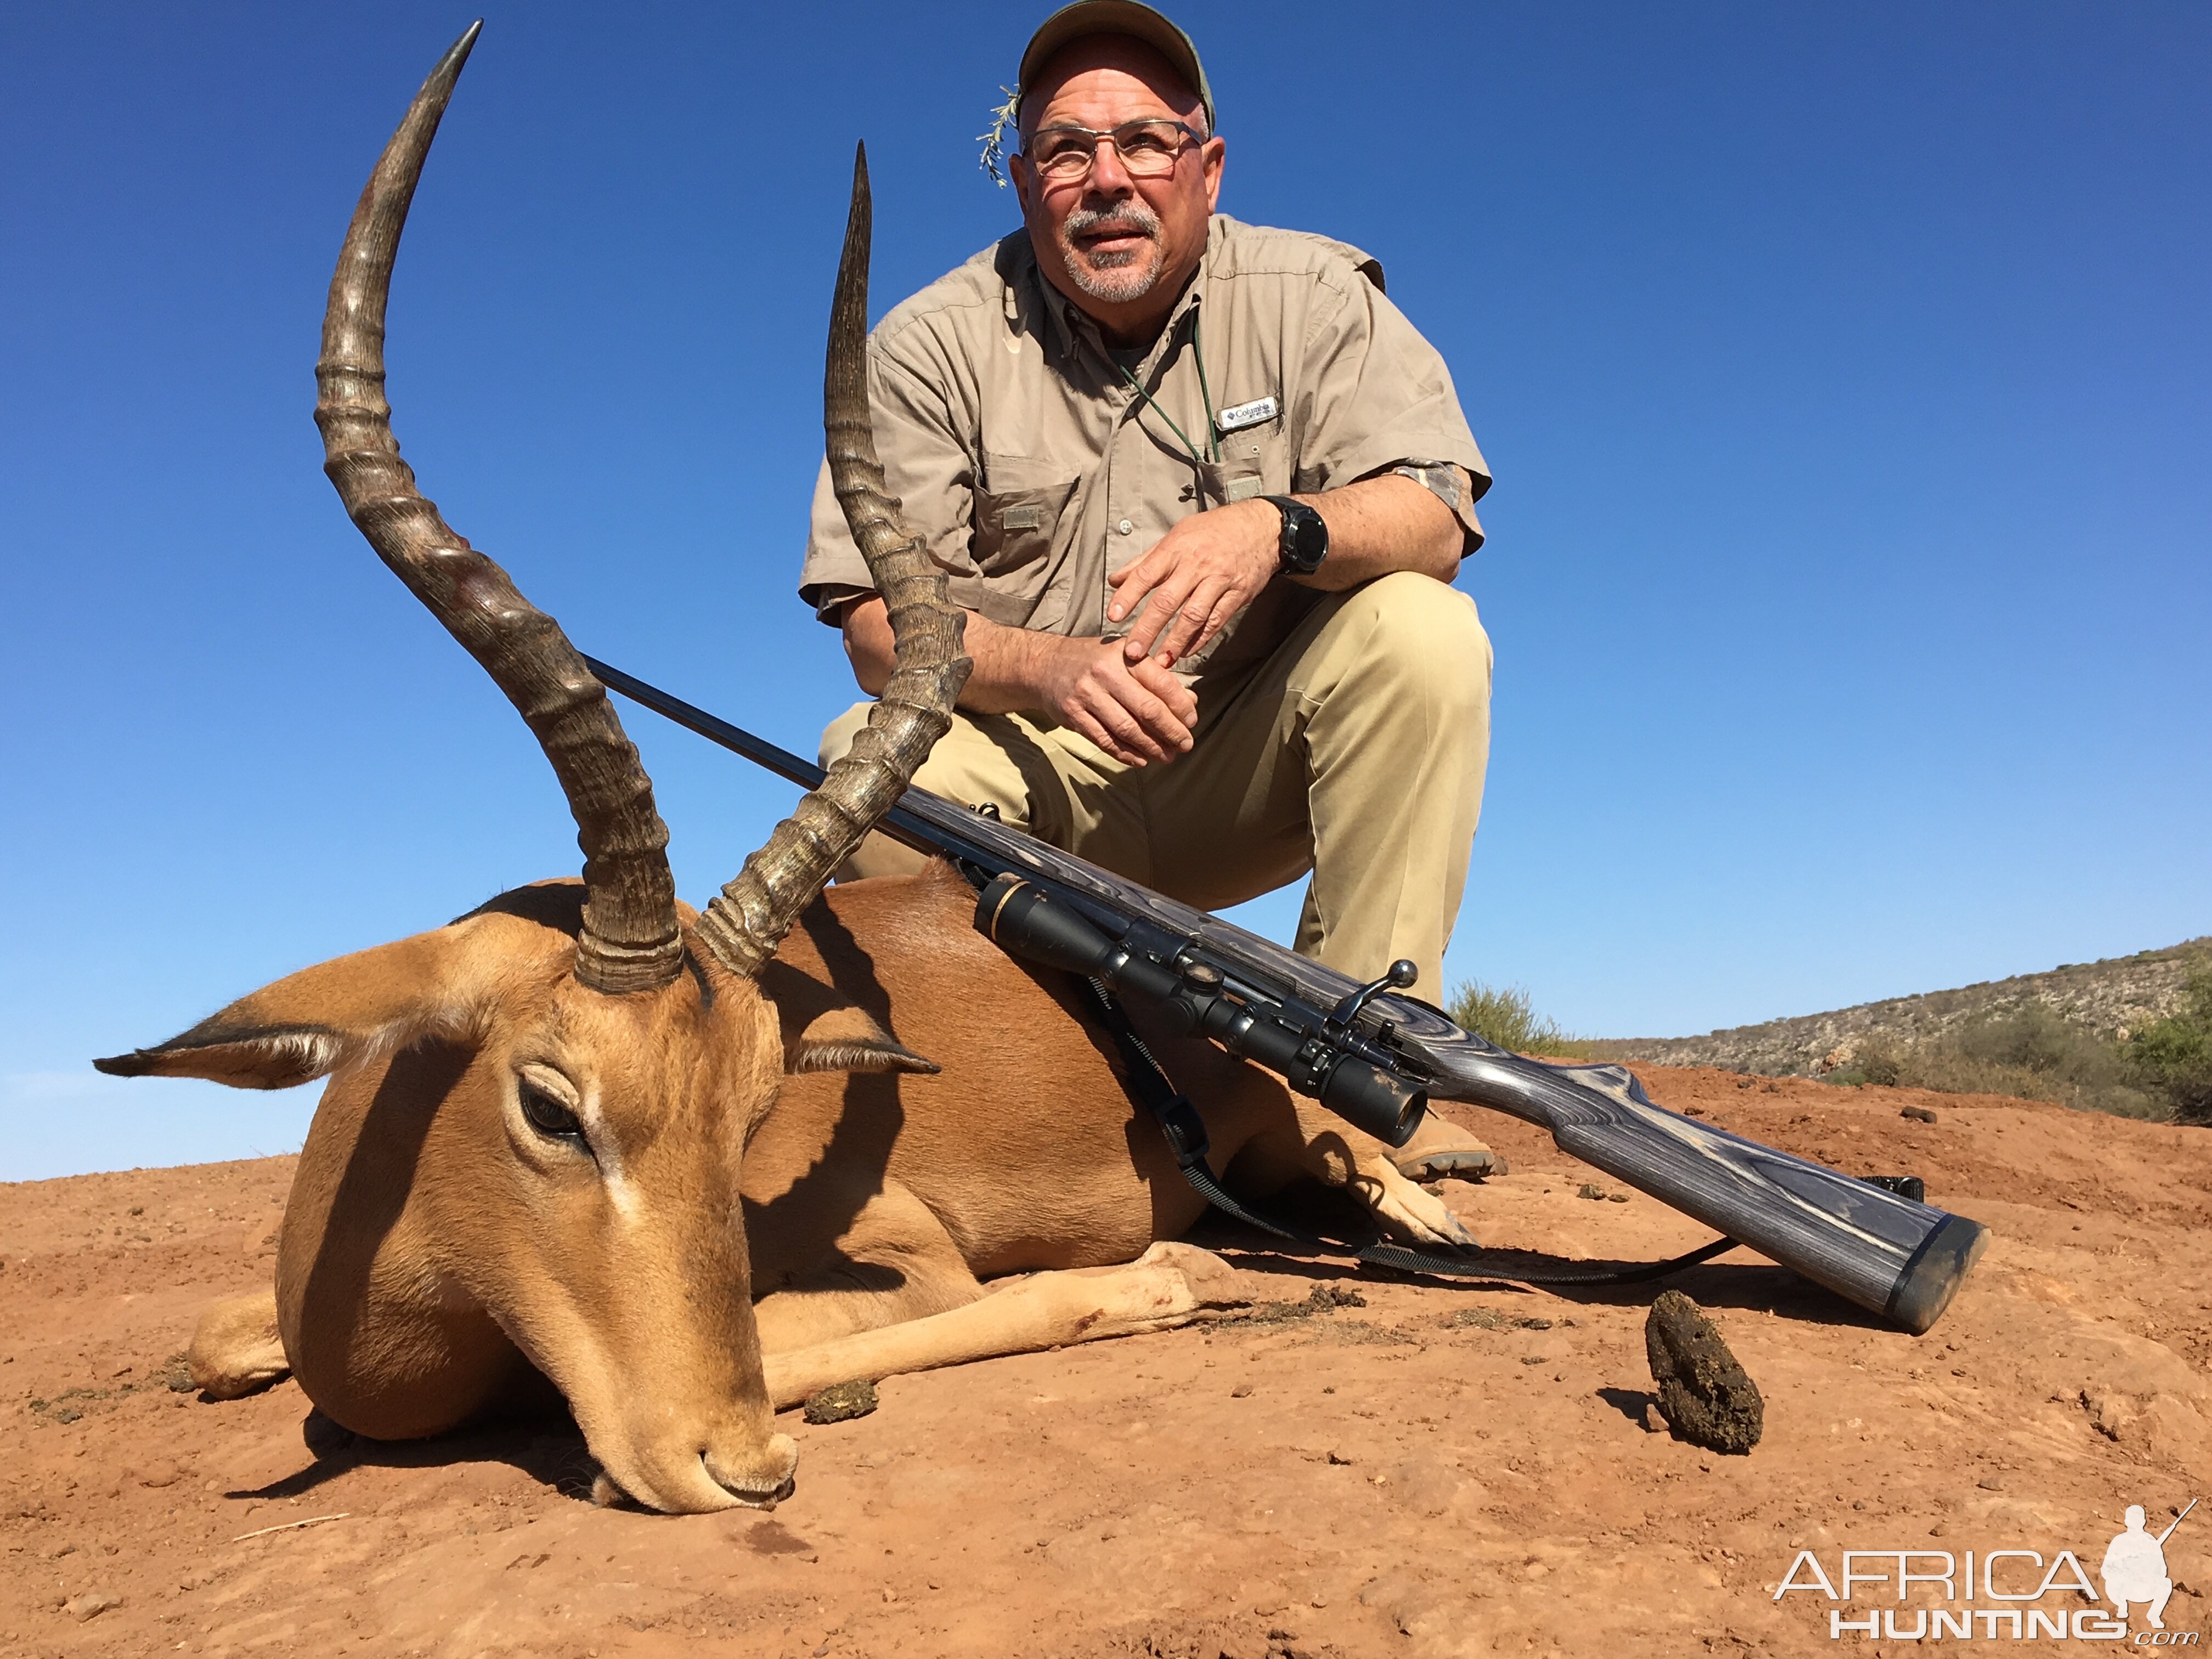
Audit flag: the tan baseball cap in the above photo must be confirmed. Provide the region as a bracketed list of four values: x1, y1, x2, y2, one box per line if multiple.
[1017, 1, 1216, 130]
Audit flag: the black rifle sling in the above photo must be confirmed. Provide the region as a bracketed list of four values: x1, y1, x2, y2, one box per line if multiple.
[1070, 975, 1737, 1289]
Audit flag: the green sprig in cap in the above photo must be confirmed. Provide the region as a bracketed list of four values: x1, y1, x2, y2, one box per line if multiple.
[980, 1, 1215, 187]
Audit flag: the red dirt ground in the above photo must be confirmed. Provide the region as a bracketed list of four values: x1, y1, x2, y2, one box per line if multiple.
[4, 1066, 2209, 1658]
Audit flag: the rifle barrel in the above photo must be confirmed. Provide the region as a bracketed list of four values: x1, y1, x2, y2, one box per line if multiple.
[2157, 1497, 2197, 1545]
[585, 657, 826, 792]
[587, 654, 988, 867]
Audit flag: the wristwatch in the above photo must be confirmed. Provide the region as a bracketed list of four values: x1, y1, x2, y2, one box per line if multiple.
[1260, 495, 1328, 577]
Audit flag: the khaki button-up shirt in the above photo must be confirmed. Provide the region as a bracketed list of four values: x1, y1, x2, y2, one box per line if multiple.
[799, 214, 1490, 685]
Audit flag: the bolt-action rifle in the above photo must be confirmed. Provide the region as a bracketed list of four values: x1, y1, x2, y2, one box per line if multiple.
[588, 657, 1987, 1335]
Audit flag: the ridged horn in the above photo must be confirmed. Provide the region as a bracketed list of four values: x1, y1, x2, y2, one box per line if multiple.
[314, 23, 684, 995]
[694, 145, 971, 978]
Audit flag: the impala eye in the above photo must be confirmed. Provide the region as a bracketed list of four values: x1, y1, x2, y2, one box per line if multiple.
[518, 1079, 584, 1142]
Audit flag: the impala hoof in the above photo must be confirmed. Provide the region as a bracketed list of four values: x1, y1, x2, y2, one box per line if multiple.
[1394, 1147, 1505, 1182]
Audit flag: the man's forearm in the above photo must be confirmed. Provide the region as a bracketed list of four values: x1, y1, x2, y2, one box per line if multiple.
[841, 599, 1056, 713]
[1103, 468, 1469, 667]
[841, 597, 1199, 766]
[1291, 471, 1466, 591]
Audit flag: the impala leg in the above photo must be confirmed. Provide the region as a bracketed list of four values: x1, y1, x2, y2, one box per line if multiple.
[759, 1243, 1245, 1410]
[749, 1180, 990, 1358]
[1294, 1119, 1481, 1249]
[189, 1286, 291, 1400]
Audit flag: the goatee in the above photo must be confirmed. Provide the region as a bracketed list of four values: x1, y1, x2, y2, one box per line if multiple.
[1059, 202, 1166, 303]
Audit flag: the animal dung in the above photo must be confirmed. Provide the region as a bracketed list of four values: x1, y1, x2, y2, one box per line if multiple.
[1901, 1105, 1938, 1123]
[1440, 1308, 1549, 1331]
[803, 1379, 879, 1425]
[1644, 1290, 1764, 1455]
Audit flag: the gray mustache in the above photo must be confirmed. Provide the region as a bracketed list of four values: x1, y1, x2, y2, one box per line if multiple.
[1063, 205, 1161, 241]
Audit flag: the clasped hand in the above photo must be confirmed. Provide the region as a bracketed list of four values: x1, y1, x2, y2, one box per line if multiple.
[1034, 636, 1197, 767]
[1105, 496, 1280, 671]
[894, 499, 1289, 769]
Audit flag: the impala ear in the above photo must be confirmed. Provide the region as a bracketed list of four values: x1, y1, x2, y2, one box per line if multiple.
[785, 1004, 940, 1076]
[94, 927, 490, 1090]
[95, 1017, 362, 1090]
[756, 962, 937, 1076]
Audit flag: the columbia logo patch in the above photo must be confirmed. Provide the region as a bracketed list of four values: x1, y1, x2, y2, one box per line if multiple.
[1215, 396, 1278, 434]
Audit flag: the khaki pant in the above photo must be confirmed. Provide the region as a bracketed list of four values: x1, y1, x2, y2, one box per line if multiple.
[822, 571, 1492, 997]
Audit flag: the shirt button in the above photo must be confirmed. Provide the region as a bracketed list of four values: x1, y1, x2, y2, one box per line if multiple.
[1118, 518, 1135, 535]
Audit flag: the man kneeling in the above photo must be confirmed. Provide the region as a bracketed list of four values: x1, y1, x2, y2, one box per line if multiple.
[798, 3, 1498, 1178]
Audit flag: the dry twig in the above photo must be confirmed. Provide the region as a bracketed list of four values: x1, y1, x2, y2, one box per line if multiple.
[231, 1512, 349, 1543]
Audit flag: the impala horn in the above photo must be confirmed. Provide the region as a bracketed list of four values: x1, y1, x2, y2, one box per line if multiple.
[693, 145, 971, 978]
[314, 22, 685, 995]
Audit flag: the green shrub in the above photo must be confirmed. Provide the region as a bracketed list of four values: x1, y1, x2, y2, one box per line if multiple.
[1823, 1039, 1906, 1088]
[1447, 979, 1583, 1058]
[1825, 1006, 2164, 1120]
[1861, 1049, 1904, 1087]
[2126, 965, 2212, 1126]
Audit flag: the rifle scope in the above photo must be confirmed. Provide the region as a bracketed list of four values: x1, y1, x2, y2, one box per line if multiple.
[975, 874, 1427, 1147]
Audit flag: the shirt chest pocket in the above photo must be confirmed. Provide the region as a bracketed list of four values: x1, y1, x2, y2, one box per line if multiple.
[973, 479, 1076, 576]
[1197, 415, 1289, 509]
[966, 461, 1079, 629]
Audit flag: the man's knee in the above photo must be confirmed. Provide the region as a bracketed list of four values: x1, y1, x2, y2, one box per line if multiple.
[822, 699, 1041, 828]
[1340, 571, 1491, 709]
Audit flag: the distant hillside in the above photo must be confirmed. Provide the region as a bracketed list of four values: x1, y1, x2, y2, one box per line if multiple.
[1589, 938, 2209, 1078]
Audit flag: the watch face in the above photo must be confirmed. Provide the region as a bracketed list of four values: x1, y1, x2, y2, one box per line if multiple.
[1268, 496, 1327, 573]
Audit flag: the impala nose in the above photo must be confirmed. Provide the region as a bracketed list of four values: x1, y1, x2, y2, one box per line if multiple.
[706, 1431, 799, 1510]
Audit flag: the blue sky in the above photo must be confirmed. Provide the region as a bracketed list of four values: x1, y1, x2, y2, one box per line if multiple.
[3, 2, 2205, 1180]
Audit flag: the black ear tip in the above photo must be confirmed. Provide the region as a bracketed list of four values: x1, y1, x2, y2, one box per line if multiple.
[92, 1052, 149, 1077]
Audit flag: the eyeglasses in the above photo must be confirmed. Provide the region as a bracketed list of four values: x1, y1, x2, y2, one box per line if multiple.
[1022, 119, 1204, 183]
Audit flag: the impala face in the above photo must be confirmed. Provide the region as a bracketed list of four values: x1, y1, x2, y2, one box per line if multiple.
[387, 916, 797, 1511]
[103, 884, 946, 1510]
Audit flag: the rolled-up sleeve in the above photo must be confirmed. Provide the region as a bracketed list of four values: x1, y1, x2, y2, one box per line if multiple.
[1293, 278, 1491, 551]
[798, 339, 978, 623]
